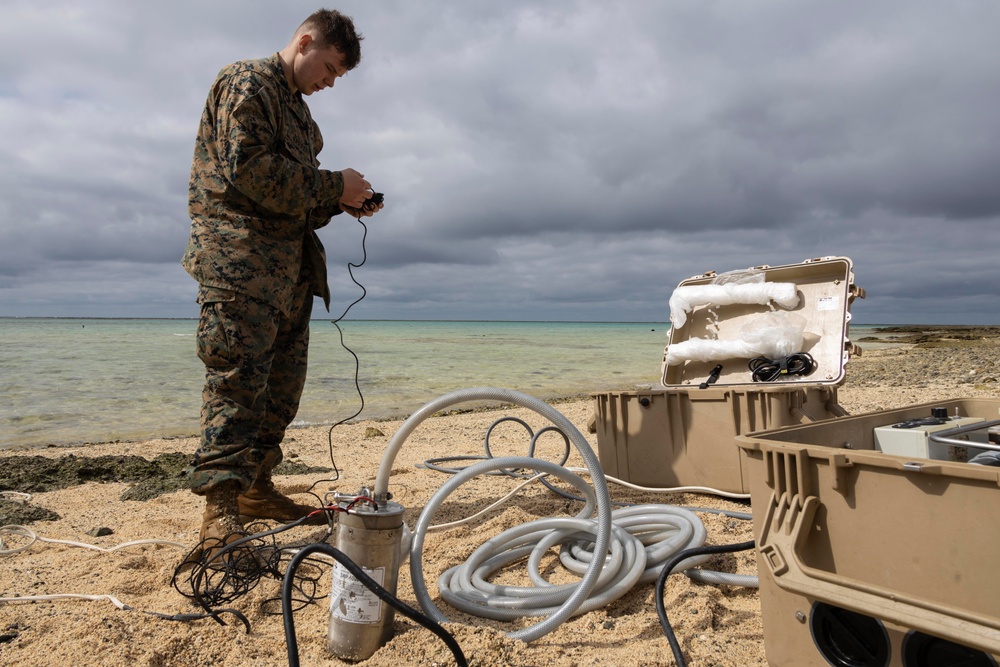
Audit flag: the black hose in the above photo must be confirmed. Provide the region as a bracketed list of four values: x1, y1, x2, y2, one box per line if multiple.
[654, 540, 756, 667]
[282, 543, 468, 667]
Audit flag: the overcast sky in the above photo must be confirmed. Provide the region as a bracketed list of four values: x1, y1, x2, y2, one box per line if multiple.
[1, 1, 998, 324]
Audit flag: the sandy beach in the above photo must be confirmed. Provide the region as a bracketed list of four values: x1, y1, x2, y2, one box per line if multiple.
[1, 327, 998, 667]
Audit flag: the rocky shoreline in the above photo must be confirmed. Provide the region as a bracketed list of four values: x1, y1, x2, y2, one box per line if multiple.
[843, 326, 999, 398]
[857, 324, 1000, 346]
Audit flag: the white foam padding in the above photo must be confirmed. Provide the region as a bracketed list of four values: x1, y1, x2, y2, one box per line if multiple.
[668, 282, 800, 329]
[664, 311, 808, 367]
[664, 338, 760, 366]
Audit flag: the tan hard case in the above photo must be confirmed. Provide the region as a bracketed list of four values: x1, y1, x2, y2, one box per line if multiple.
[735, 398, 1000, 666]
[593, 256, 864, 494]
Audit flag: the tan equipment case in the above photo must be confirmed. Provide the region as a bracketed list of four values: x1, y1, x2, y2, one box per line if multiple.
[737, 398, 1000, 666]
[593, 256, 864, 494]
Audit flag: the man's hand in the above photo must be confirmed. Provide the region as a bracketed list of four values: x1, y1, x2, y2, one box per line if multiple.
[341, 192, 384, 218]
[340, 168, 372, 208]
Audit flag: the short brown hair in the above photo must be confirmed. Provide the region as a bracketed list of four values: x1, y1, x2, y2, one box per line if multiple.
[301, 9, 363, 70]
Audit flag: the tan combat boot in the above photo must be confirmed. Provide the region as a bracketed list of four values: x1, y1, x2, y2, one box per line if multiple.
[237, 450, 324, 524]
[180, 480, 247, 567]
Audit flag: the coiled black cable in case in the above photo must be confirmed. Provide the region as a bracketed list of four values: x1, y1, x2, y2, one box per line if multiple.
[748, 352, 816, 382]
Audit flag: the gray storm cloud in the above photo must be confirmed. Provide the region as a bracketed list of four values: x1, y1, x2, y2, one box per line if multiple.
[1, 0, 997, 322]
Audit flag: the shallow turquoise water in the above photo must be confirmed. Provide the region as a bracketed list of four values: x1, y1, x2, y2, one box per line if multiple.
[0, 319, 673, 447]
[0, 318, 891, 448]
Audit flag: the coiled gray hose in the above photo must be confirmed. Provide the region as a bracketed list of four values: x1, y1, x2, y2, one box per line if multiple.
[374, 387, 613, 643]
[686, 569, 759, 588]
[374, 387, 753, 642]
[427, 497, 714, 621]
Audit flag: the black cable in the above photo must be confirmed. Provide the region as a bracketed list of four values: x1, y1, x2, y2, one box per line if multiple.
[141, 608, 252, 633]
[172, 514, 328, 615]
[699, 364, 723, 389]
[330, 214, 370, 324]
[654, 540, 756, 667]
[262, 549, 333, 615]
[282, 543, 468, 667]
[318, 212, 373, 487]
[748, 352, 816, 382]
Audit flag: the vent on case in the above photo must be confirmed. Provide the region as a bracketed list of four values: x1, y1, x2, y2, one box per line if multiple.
[810, 602, 891, 667]
[902, 631, 997, 667]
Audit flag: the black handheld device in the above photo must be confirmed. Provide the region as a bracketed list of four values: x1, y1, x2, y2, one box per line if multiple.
[362, 192, 384, 211]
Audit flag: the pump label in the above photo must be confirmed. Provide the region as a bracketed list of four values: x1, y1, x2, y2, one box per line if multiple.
[330, 563, 385, 624]
[817, 296, 838, 311]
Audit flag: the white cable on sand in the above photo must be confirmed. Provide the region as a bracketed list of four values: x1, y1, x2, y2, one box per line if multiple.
[0, 593, 131, 610]
[565, 467, 751, 501]
[0, 524, 186, 556]
[427, 473, 548, 531]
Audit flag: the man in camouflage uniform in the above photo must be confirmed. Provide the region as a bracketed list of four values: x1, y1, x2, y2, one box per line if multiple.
[182, 9, 382, 557]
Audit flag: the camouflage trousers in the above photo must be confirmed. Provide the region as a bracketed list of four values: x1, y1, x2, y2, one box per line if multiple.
[187, 281, 313, 495]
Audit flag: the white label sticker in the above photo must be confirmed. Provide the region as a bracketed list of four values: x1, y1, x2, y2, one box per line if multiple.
[816, 296, 838, 311]
[330, 563, 385, 624]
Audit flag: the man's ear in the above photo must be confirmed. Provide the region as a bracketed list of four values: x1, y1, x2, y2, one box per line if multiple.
[297, 33, 313, 53]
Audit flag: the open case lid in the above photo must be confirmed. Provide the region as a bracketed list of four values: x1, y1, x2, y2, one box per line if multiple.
[661, 256, 864, 388]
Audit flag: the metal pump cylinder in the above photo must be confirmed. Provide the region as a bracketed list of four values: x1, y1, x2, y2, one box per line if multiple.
[327, 500, 406, 661]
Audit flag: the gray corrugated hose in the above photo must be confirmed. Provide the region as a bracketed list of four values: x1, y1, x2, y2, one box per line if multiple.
[374, 387, 613, 642]
[373, 388, 735, 642]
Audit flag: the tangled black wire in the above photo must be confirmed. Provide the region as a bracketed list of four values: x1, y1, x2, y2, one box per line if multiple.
[748, 351, 816, 382]
[171, 515, 332, 623]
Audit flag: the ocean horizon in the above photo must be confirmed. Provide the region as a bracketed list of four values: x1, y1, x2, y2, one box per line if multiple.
[2, 317, 899, 449]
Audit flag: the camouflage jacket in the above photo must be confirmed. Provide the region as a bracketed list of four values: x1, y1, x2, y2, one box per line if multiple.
[183, 54, 344, 313]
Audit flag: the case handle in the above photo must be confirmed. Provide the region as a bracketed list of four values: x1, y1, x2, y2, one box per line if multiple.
[758, 489, 1000, 655]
